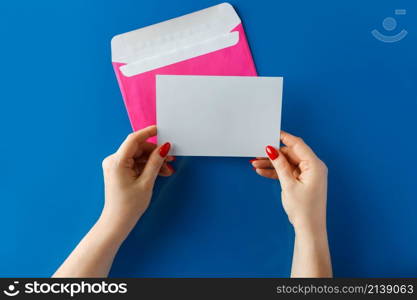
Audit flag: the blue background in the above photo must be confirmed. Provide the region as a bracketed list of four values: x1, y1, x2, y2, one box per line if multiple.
[0, 0, 416, 277]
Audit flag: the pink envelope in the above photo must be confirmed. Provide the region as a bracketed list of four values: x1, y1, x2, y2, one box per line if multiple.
[111, 3, 257, 142]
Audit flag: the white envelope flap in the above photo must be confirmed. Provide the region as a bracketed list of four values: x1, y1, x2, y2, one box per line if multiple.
[111, 3, 241, 77]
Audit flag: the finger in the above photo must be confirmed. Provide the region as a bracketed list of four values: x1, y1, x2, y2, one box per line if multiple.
[139, 142, 171, 187]
[252, 159, 274, 169]
[253, 151, 301, 178]
[293, 167, 301, 179]
[159, 162, 175, 177]
[136, 142, 157, 157]
[134, 160, 173, 177]
[137, 144, 176, 161]
[134, 146, 174, 165]
[255, 168, 278, 180]
[116, 126, 157, 165]
[279, 146, 301, 165]
[280, 131, 317, 162]
[265, 145, 296, 187]
[134, 148, 174, 175]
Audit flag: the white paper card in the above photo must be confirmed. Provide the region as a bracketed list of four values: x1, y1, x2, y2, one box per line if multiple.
[156, 75, 283, 157]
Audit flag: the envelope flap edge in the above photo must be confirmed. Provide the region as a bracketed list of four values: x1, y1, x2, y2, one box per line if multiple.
[111, 3, 241, 63]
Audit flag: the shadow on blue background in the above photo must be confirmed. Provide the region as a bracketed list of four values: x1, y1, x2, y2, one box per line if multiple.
[0, 0, 416, 277]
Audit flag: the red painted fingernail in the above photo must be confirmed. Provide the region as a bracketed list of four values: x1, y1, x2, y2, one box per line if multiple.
[265, 145, 279, 160]
[249, 159, 257, 163]
[159, 142, 171, 158]
[167, 164, 175, 173]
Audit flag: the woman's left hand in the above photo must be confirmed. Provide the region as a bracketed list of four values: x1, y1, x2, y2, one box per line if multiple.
[54, 125, 174, 277]
[100, 125, 174, 236]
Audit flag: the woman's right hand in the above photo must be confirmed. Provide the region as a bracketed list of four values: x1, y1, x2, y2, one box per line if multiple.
[252, 131, 331, 277]
[252, 131, 328, 235]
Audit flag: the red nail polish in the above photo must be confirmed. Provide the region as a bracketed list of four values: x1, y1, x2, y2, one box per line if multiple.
[265, 145, 279, 160]
[159, 142, 171, 158]
[167, 164, 175, 173]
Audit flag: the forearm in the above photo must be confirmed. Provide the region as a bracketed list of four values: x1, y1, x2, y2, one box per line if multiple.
[53, 215, 130, 278]
[290, 227, 332, 278]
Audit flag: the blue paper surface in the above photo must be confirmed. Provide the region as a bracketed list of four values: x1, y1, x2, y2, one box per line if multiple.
[0, 0, 416, 277]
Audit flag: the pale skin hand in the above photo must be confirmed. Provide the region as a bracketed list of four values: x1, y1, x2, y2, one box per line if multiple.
[252, 131, 332, 278]
[53, 125, 173, 277]
[54, 126, 330, 278]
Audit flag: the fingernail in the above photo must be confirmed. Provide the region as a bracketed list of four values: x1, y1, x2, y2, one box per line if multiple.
[159, 142, 171, 158]
[249, 159, 257, 163]
[265, 145, 279, 160]
[167, 164, 175, 173]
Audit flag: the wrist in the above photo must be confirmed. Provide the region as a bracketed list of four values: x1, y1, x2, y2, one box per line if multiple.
[97, 209, 142, 243]
[293, 222, 327, 239]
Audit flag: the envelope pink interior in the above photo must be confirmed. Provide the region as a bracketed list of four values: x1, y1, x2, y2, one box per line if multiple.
[113, 24, 257, 143]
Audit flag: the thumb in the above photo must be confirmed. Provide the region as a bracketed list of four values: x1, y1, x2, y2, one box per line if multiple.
[265, 145, 296, 188]
[139, 142, 171, 188]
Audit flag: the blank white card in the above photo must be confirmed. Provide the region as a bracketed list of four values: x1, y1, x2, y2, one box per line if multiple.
[156, 75, 283, 157]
